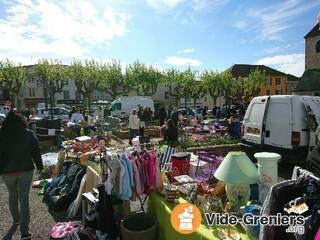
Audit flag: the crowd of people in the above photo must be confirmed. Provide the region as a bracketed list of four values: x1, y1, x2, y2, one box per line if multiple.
[128, 106, 154, 145]
[68, 106, 105, 137]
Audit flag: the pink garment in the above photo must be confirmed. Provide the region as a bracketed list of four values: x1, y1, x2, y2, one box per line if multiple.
[132, 158, 143, 196]
[151, 150, 163, 190]
[148, 151, 156, 189]
[315, 227, 320, 240]
[144, 155, 151, 190]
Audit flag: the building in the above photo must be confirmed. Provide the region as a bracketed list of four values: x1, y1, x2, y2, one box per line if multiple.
[228, 64, 290, 96]
[295, 19, 320, 96]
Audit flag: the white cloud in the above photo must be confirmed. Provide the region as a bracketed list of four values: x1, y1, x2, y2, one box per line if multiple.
[0, 0, 131, 64]
[255, 53, 305, 77]
[146, 0, 185, 9]
[177, 48, 195, 54]
[163, 56, 201, 67]
[239, 0, 320, 40]
[146, 0, 226, 11]
[233, 20, 248, 30]
[264, 44, 291, 54]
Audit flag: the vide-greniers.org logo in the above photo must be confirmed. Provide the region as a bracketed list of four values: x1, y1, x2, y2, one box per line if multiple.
[171, 203, 305, 235]
[205, 213, 305, 234]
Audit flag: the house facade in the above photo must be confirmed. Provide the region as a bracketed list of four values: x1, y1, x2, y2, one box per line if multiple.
[228, 64, 292, 97]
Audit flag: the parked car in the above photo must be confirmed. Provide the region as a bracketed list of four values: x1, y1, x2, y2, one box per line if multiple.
[241, 95, 320, 162]
[36, 107, 70, 121]
[0, 113, 5, 124]
[109, 96, 154, 118]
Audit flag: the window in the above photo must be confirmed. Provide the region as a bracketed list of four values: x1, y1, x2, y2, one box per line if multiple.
[316, 41, 320, 53]
[275, 89, 282, 95]
[248, 103, 265, 124]
[29, 88, 35, 97]
[36, 77, 43, 87]
[111, 103, 121, 111]
[266, 89, 270, 95]
[165, 91, 169, 99]
[266, 77, 272, 85]
[275, 78, 281, 85]
[63, 91, 70, 100]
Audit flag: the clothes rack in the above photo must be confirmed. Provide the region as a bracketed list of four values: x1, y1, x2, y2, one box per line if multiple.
[292, 166, 320, 181]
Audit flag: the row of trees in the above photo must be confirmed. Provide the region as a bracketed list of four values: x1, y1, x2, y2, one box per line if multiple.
[0, 58, 268, 110]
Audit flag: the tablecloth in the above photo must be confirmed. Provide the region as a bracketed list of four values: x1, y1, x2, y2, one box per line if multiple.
[147, 192, 250, 240]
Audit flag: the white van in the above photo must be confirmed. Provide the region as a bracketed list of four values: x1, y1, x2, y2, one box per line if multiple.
[241, 95, 320, 162]
[109, 96, 155, 117]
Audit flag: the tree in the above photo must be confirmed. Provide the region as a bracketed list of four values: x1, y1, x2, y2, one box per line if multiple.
[49, 60, 68, 109]
[35, 59, 51, 110]
[69, 59, 102, 110]
[231, 67, 268, 104]
[0, 59, 26, 108]
[189, 79, 206, 108]
[35, 59, 67, 118]
[125, 61, 161, 96]
[164, 67, 195, 107]
[245, 68, 267, 100]
[202, 70, 223, 107]
[99, 59, 129, 99]
[219, 71, 234, 105]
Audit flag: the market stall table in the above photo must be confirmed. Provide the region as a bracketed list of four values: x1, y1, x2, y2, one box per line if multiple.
[147, 192, 250, 240]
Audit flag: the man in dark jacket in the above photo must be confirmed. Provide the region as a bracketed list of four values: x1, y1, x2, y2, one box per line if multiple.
[0, 111, 43, 240]
[159, 106, 167, 126]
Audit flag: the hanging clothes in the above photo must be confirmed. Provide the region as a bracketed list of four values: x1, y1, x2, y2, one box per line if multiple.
[260, 175, 320, 240]
[97, 184, 118, 239]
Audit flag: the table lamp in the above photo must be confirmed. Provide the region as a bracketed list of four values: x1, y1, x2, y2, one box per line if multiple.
[214, 151, 258, 212]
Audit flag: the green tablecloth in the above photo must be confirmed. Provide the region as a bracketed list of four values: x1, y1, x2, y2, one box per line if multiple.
[147, 192, 251, 240]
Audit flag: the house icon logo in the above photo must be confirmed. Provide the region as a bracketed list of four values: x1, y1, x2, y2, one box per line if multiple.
[171, 203, 202, 234]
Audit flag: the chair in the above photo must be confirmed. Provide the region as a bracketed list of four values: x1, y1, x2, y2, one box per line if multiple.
[159, 146, 176, 172]
[193, 151, 223, 182]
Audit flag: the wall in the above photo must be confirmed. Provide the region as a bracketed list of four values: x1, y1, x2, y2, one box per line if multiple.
[305, 35, 320, 70]
[259, 75, 288, 95]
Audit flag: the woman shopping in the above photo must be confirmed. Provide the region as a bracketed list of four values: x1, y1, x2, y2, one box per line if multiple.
[0, 111, 43, 240]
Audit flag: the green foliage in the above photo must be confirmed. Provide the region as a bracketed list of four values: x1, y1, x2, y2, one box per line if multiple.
[163, 67, 196, 106]
[179, 135, 240, 149]
[99, 59, 127, 99]
[189, 78, 206, 107]
[69, 59, 102, 109]
[0, 58, 25, 94]
[202, 70, 222, 105]
[35, 59, 67, 110]
[125, 61, 162, 96]
[246, 68, 267, 97]
[202, 70, 234, 105]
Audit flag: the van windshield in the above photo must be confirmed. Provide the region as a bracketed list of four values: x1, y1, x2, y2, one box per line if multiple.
[110, 103, 121, 111]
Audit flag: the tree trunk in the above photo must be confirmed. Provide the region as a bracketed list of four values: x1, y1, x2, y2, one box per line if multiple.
[44, 86, 48, 110]
[50, 92, 55, 119]
[212, 97, 217, 108]
[88, 93, 91, 111]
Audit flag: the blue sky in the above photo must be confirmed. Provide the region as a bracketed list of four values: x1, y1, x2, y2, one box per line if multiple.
[0, 0, 319, 76]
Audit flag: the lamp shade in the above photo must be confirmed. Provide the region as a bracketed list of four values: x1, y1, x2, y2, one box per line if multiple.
[214, 151, 258, 184]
